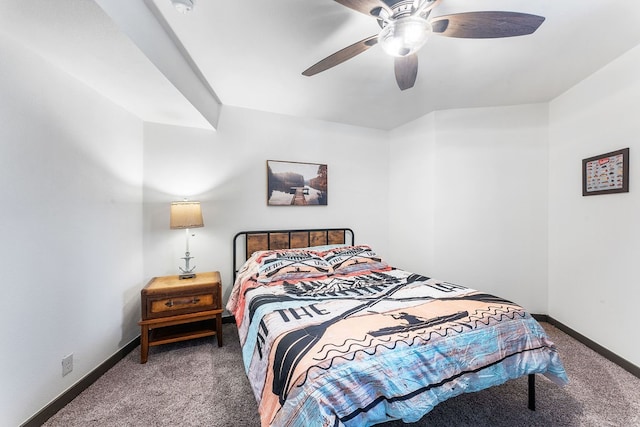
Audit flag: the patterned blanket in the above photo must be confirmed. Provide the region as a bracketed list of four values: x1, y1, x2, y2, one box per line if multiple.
[228, 250, 568, 427]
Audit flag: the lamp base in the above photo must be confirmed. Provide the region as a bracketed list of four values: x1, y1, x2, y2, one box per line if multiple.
[178, 251, 196, 280]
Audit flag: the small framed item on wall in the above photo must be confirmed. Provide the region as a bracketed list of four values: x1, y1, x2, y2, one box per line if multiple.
[267, 160, 328, 206]
[582, 148, 629, 196]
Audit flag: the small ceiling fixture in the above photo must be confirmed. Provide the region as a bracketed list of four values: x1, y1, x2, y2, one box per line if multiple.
[378, 16, 432, 57]
[170, 0, 195, 14]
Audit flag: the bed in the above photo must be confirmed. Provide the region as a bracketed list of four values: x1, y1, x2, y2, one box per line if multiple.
[228, 228, 568, 427]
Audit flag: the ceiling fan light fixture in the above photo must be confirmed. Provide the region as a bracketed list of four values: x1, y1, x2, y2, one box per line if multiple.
[378, 17, 431, 57]
[170, 0, 195, 14]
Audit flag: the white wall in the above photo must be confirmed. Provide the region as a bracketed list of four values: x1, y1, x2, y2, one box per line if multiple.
[0, 34, 144, 426]
[142, 106, 389, 306]
[389, 104, 550, 313]
[388, 112, 436, 273]
[549, 44, 640, 367]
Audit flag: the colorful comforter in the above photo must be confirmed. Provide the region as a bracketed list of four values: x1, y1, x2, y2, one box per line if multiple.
[227, 246, 568, 427]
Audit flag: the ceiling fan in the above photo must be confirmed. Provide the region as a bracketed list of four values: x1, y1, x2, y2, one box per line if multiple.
[302, 0, 545, 90]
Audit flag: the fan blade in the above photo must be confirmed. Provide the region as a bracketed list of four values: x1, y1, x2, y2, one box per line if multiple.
[303, 35, 378, 77]
[394, 54, 418, 90]
[334, 0, 391, 17]
[431, 11, 545, 39]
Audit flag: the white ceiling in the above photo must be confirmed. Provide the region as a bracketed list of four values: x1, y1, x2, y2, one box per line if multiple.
[3, 1, 640, 130]
[0, 0, 211, 129]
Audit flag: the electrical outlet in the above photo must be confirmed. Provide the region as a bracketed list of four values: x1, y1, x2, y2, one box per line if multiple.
[62, 353, 73, 377]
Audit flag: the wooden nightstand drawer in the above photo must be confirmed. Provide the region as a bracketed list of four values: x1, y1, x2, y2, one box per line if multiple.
[146, 290, 218, 318]
[150, 293, 215, 313]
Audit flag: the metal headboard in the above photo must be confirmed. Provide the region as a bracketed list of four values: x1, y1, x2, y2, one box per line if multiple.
[233, 228, 354, 279]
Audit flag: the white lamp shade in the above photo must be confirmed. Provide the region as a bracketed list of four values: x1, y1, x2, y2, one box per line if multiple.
[170, 201, 204, 229]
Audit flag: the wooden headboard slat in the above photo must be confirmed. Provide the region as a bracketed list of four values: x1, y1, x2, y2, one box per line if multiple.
[309, 231, 327, 247]
[328, 230, 345, 245]
[268, 233, 290, 252]
[233, 228, 354, 279]
[246, 233, 268, 258]
[290, 232, 310, 249]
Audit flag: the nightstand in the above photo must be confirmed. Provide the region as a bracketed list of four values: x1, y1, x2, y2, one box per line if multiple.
[139, 271, 223, 363]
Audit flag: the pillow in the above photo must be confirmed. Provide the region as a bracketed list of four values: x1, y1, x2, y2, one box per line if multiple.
[321, 245, 389, 274]
[256, 249, 333, 283]
[299, 243, 349, 252]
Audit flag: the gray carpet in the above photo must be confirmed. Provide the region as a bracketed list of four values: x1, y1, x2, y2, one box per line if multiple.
[43, 323, 640, 426]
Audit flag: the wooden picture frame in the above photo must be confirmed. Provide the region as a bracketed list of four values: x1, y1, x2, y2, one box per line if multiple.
[267, 160, 327, 206]
[582, 148, 629, 196]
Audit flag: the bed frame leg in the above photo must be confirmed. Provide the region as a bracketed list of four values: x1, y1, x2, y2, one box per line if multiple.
[528, 374, 536, 411]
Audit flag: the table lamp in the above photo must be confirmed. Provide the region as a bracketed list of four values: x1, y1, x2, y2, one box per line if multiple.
[170, 200, 204, 279]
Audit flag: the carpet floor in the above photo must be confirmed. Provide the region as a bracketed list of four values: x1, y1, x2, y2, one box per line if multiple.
[43, 322, 640, 426]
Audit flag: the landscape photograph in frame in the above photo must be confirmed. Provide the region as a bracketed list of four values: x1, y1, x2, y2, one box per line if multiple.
[267, 160, 327, 206]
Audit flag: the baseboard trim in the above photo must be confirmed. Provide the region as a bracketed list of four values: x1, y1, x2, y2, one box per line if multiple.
[531, 313, 549, 322]
[541, 315, 639, 379]
[21, 336, 140, 427]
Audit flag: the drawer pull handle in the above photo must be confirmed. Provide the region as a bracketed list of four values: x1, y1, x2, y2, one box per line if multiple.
[165, 297, 201, 308]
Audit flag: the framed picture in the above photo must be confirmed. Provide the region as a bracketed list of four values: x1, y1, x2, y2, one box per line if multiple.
[267, 160, 327, 206]
[582, 148, 629, 196]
